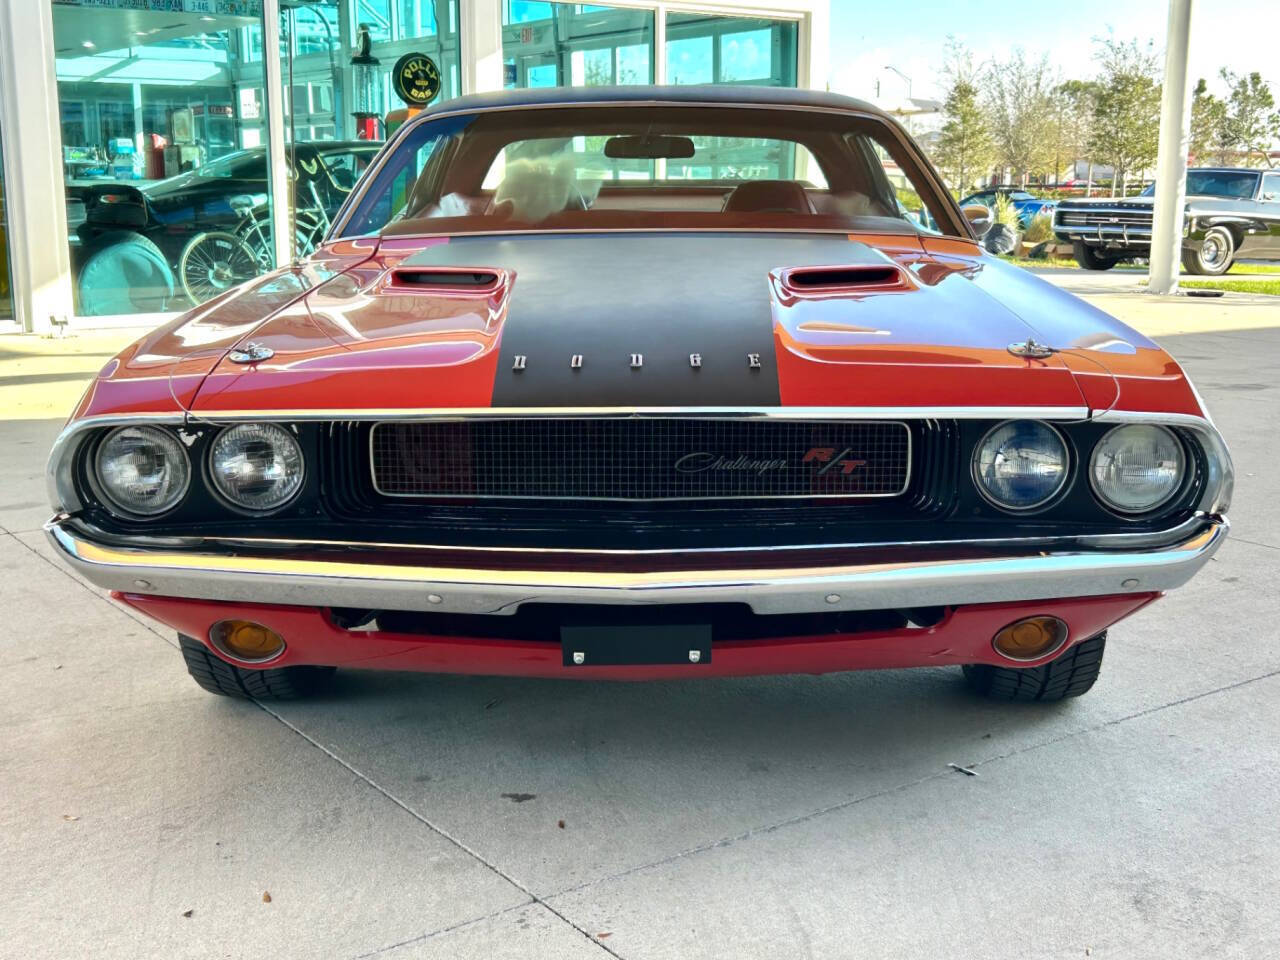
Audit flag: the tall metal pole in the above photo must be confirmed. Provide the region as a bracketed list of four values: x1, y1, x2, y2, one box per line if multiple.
[1148, 0, 1195, 295]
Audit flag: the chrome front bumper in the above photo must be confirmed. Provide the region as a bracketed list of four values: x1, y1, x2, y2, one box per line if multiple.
[1052, 223, 1154, 246]
[46, 518, 1228, 617]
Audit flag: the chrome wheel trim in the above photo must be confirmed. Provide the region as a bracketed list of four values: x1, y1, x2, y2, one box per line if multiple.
[1201, 231, 1229, 269]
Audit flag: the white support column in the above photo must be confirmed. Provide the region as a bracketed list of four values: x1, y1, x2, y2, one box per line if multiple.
[459, 0, 504, 95]
[1148, 0, 1195, 295]
[262, 0, 293, 268]
[131, 83, 144, 158]
[0, 0, 74, 332]
[799, 4, 828, 91]
[338, 0, 355, 140]
[653, 4, 667, 85]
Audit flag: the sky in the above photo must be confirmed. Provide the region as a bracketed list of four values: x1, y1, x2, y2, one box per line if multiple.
[827, 0, 1280, 105]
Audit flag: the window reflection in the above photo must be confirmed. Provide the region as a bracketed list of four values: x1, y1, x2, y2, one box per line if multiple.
[502, 2, 654, 90]
[52, 0, 459, 318]
[54, 5, 272, 316]
[666, 13, 797, 87]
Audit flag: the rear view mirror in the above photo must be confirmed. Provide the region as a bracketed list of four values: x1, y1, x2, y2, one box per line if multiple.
[961, 203, 993, 235]
[604, 135, 696, 160]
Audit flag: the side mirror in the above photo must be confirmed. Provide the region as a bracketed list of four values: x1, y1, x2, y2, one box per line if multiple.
[961, 203, 993, 236]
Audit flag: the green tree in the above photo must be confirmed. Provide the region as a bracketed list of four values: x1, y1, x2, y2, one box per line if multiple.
[1190, 78, 1229, 165]
[1088, 39, 1161, 195]
[982, 49, 1058, 185]
[934, 78, 995, 192]
[1056, 80, 1099, 185]
[1219, 69, 1280, 168]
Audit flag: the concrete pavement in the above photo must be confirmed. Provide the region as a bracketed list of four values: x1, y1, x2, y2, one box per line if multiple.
[3, 285, 1279, 959]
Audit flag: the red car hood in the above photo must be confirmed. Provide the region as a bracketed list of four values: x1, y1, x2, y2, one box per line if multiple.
[177, 232, 1198, 417]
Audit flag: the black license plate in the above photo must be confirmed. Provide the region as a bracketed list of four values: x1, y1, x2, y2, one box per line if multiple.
[561, 623, 712, 667]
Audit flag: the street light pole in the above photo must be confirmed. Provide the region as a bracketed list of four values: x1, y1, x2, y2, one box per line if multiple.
[883, 65, 912, 102]
[1148, 0, 1196, 295]
[884, 66, 913, 133]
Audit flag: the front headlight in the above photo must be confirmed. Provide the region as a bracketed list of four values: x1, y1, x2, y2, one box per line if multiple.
[972, 421, 1069, 511]
[94, 425, 191, 516]
[209, 423, 304, 512]
[1090, 424, 1185, 514]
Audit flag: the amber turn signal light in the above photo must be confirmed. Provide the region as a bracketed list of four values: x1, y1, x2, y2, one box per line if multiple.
[992, 616, 1068, 662]
[211, 620, 285, 663]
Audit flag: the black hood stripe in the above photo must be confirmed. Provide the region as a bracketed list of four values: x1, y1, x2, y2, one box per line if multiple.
[399, 233, 870, 408]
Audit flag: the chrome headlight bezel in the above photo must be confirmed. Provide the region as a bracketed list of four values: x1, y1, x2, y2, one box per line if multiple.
[91, 425, 192, 518]
[971, 419, 1072, 513]
[1088, 423, 1187, 516]
[207, 422, 306, 514]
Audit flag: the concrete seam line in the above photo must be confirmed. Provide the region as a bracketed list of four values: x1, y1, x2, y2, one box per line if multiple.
[5, 530, 179, 650]
[543, 668, 1280, 901]
[348, 901, 534, 959]
[256, 702, 628, 960]
[1228, 535, 1280, 553]
[968, 667, 1280, 774]
[546, 768, 956, 900]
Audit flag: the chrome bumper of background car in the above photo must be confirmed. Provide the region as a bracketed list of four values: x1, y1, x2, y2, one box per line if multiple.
[1052, 222, 1154, 245]
[46, 517, 1227, 617]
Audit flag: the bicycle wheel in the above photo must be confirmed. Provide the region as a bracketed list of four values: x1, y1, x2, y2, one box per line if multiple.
[293, 212, 327, 259]
[235, 213, 324, 264]
[179, 231, 261, 306]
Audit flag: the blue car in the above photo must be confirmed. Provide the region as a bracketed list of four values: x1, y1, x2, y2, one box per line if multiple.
[958, 188, 1056, 229]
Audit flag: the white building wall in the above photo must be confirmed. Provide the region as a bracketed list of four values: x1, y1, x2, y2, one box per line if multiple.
[0, 0, 75, 334]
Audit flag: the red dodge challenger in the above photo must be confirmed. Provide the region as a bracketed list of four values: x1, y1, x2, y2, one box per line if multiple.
[46, 87, 1232, 703]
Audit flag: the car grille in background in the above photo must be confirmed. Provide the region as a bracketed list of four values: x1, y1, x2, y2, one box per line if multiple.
[370, 418, 911, 500]
[1056, 209, 1154, 227]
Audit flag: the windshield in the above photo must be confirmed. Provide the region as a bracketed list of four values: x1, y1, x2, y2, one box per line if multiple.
[338, 105, 959, 239]
[1140, 170, 1260, 199]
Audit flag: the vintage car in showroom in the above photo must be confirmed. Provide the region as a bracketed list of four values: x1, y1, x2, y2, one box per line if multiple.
[46, 87, 1232, 704]
[1053, 167, 1280, 273]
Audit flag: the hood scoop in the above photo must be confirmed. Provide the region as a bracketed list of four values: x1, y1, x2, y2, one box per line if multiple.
[383, 266, 508, 295]
[777, 263, 910, 296]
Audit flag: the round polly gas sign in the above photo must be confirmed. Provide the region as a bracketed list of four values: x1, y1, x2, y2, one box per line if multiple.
[392, 53, 442, 107]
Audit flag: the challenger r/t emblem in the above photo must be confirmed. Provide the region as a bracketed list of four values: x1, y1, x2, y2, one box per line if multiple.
[804, 447, 868, 475]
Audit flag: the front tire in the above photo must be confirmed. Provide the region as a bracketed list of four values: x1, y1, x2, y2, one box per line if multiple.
[962, 632, 1106, 702]
[1181, 226, 1235, 275]
[1072, 241, 1118, 271]
[179, 635, 334, 700]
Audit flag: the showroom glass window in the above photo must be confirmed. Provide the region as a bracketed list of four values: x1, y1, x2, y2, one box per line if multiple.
[53, 2, 273, 317]
[502, 2, 655, 90]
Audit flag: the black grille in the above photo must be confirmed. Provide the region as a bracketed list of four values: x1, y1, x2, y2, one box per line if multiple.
[1057, 210, 1153, 227]
[370, 418, 911, 500]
